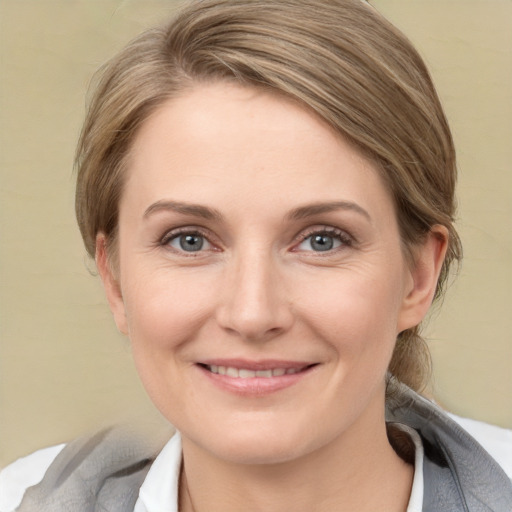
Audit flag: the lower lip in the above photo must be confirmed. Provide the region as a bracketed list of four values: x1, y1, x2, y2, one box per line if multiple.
[197, 365, 317, 396]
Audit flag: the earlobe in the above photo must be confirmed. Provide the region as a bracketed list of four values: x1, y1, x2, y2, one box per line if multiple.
[397, 226, 449, 333]
[96, 234, 128, 335]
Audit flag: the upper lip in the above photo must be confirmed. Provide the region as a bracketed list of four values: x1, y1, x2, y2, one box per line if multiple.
[198, 359, 316, 371]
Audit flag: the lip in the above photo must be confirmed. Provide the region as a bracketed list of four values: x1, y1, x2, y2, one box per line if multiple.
[196, 359, 318, 396]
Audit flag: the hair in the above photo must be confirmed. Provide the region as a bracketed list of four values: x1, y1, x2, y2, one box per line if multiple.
[75, 0, 462, 393]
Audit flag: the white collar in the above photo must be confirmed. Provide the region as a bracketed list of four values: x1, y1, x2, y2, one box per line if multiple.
[135, 432, 182, 512]
[134, 427, 424, 512]
[398, 424, 424, 512]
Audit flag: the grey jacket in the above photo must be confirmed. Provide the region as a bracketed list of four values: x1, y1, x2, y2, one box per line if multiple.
[18, 380, 512, 511]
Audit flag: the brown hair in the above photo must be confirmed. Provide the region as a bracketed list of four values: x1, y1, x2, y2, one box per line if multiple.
[75, 0, 462, 393]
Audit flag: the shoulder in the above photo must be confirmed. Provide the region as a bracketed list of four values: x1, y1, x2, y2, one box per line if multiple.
[0, 444, 65, 512]
[0, 426, 173, 512]
[386, 378, 512, 500]
[449, 412, 512, 480]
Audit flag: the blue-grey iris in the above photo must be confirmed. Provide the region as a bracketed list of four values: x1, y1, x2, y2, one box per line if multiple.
[179, 234, 204, 252]
[311, 234, 334, 251]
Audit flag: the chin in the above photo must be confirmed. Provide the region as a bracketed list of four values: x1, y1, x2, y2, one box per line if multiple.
[208, 437, 310, 466]
[184, 415, 330, 466]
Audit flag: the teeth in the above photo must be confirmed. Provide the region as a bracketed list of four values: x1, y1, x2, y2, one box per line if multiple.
[239, 369, 256, 378]
[226, 367, 238, 377]
[206, 365, 304, 378]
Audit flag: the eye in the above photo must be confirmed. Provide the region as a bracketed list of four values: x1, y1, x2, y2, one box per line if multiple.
[163, 231, 213, 253]
[294, 228, 352, 253]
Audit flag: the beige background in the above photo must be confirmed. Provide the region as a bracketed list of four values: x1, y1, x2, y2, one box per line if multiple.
[0, 0, 511, 467]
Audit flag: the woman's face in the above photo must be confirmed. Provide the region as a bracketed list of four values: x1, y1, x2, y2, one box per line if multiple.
[101, 82, 433, 465]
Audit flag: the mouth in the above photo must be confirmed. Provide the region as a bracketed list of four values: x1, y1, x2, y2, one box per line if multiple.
[196, 360, 318, 395]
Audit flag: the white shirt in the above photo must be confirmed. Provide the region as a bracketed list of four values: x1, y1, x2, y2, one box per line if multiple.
[1, 416, 511, 512]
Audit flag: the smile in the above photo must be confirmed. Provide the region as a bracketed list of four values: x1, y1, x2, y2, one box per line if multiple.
[197, 361, 317, 396]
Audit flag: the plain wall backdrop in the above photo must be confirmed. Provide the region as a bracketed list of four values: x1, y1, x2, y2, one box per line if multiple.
[1, 0, 511, 467]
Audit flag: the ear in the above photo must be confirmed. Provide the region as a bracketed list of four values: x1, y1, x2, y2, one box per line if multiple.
[96, 234, 128, 335]
[397, 225, 449, 333]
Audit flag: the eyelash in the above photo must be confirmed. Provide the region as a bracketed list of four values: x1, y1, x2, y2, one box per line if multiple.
[159, 225, 354, 255]
[292, 227, 354, 253]
[160, 227, 217, 255]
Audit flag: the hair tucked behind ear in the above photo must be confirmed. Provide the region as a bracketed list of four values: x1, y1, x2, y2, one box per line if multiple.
[75, 0, 462, 394]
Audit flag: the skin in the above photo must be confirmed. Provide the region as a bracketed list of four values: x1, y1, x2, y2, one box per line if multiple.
[97, 82, 447, 511]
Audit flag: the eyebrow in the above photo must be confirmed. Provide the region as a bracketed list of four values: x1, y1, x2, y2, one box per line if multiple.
[143, 200, 222, 221]
[143, 199, 371, 223]
[286, 201, 371, 222]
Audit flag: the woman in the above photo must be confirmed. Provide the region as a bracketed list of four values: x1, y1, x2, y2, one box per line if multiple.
[2, 0, 511, 511]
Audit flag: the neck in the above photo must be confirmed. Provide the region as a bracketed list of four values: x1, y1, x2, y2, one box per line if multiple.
[179, 409, 413, 512]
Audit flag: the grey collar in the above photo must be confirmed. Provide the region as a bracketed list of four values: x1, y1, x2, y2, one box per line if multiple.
[386, 377, 512, 511]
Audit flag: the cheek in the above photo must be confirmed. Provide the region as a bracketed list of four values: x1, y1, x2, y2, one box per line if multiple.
[294, 267, 405, 355]
[120, 269, 218, 415]
[121, 268, 217, 352]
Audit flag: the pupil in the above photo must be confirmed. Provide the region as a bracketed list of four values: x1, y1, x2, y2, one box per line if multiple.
[312, 234, 333, 251]
[180, 234, 203, 252]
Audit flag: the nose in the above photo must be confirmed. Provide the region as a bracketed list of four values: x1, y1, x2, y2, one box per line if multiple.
[215, 248, 294, 342]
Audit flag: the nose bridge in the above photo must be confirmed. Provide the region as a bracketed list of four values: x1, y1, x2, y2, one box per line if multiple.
[217, 243, 291, 340]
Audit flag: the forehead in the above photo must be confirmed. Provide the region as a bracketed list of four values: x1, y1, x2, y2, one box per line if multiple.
[123, 82, 394, 221]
